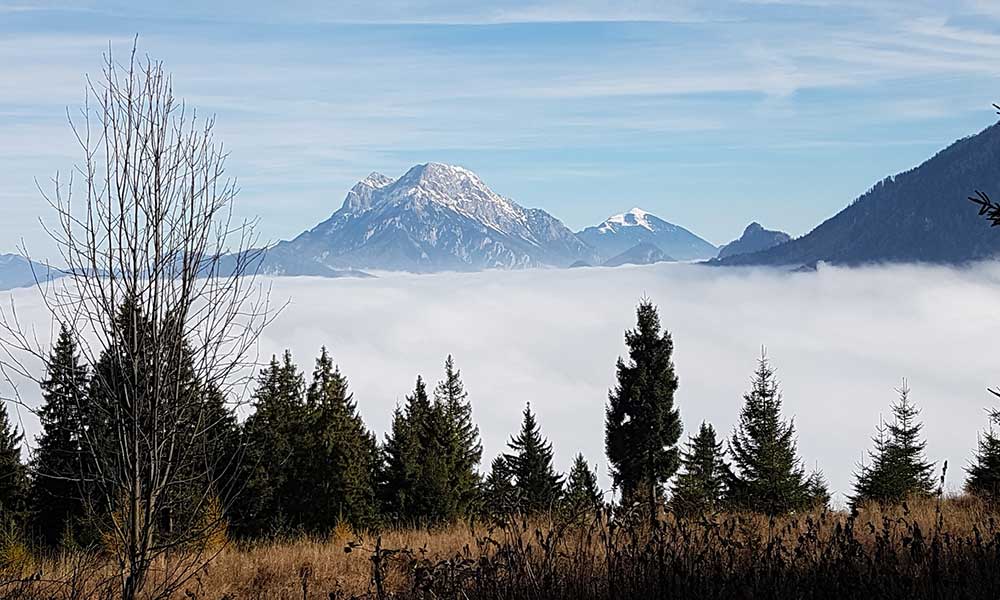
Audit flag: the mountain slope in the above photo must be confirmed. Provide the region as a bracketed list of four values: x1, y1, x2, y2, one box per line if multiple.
[263, 163, 597, 273]
[577, 208, 716, 262]
[603, 242, 675, 267]
[715, 122, 1000, 266]
[0, 254, 57, 291]
[717, 222, 791, 259]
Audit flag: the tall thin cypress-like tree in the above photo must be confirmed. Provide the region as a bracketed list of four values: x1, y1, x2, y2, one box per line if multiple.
[30, 325, 91, 546]
[606, 300, 682, 519]
[505, 403, 564, 514]
[727, 351, 810, 515]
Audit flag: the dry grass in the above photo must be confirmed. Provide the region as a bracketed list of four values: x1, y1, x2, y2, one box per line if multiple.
[4, 496, 1000, 599]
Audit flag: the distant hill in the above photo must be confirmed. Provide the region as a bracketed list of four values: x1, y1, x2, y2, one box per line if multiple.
[716, 222, 791, 259]
[603, 242, 674, 267]
[0, 254, 57, 291]
[577, 208, 717, 262]
[715, 122, 1000, 267]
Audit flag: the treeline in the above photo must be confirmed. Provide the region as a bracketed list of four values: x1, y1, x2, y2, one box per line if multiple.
[2, 301, 1000, 549]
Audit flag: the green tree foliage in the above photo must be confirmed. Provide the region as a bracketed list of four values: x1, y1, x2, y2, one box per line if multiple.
[381, 376, 453, 523]
[670, 422, 729, 516]
[434, 355, 482, 517]
[727, 352, 811, 515]
[0, 400, 28, 525]
[967, 393, 1000, 500]
[237, 350, 308, 536]
[483, 455, 516, 512]
[852, 382, 935, 507]
[563, 453, 602, 511]
[505, 403, 564, 513]
[30, 325, 91, 546]
[302, 347, 379, 529]
[606, 300, 682, 513]
[806, 468, 831, 510]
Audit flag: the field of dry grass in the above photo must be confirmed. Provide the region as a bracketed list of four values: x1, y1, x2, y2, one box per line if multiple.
[4, 496, 1000, 599]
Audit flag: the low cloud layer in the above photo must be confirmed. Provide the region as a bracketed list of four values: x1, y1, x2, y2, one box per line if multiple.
[6, 262, 1000, 506]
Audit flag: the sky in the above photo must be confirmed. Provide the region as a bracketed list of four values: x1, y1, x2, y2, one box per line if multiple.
[5, 262, 1000, 506]
[4, 1, 1000, 256]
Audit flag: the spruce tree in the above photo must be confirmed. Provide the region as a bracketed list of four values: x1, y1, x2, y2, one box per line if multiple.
[236, 350, 308, 536]
[670, 422, 729, 516]
[381, 376, 452, 523]
[852, 382, 935, 507]
[434, 355, 482, 517]
[0, 401, 28, 526]
[505, 403, 564, 513]
[806, 468, 831, 510]
[564, 453, 602, 511]
[302, 347, 379, 530]
[605, 301, 682, 517]
[30, 325, 91, 546]
[483, 455, 516, 512]
[967, 404, 1000, 500]
[727, 351, 810, 515]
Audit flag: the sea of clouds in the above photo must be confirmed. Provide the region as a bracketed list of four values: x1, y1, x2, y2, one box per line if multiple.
[5, 261, 1000, 507]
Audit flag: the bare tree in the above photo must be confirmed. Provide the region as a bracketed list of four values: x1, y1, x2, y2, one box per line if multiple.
[0, 44, 274, 600]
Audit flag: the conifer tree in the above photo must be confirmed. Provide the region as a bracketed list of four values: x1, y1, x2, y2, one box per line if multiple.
[606, 301, 682, 519]
[505, 403, 564, 513]
[967, 402, 1000, 500]
[0, 400, 28, 526]
[434, 355, 482, 517]
[302, 347, 379, 530]
[670, 422, 729, 516]
[237, 350, 308, 535]
[852, 382, 935, 507]
[30, 325, 91, 546]
[381, 376, 452, 523]
[727, 351, 810, 515]
[564, 453, 602, 510]
[483, 455, 516, 512]
[806, 469, 831, 510]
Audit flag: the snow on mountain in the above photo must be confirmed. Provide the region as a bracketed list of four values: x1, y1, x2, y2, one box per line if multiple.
[578, 208, 717, 262]
[261, 163, 598, 273]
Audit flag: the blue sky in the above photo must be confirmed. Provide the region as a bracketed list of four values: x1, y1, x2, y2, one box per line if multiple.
[3, 0, 1000, 256]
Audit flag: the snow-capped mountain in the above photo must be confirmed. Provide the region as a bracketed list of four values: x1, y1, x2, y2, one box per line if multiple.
[716, 222, 791, 259]
[261, 163, 598, 273]
[576, 208, 717, 262]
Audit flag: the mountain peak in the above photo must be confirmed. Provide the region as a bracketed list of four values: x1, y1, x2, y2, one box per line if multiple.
[744, 221, 764, 234]
[716, 222, 792, 260]
[602, 207, 655, 232]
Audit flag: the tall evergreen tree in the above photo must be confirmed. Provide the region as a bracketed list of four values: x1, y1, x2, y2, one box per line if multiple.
[670, 422, 729, 516]
[30, 325, 91, 546]
[0, 400, 28, 526]
[302, 347, 379, 530]
[727, 352, 810, 515]
[606, 301, 682, 519]
[967, 397, 1000, 500]
[564, 453, 602, 511]
[236, 350, 308, 536]
[852, 382, 935, 507]
[381, 376, 452, 523]
[505, 403, 564, 513]
[805, 468, 831, 510]
[434, 355, 482, 516]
